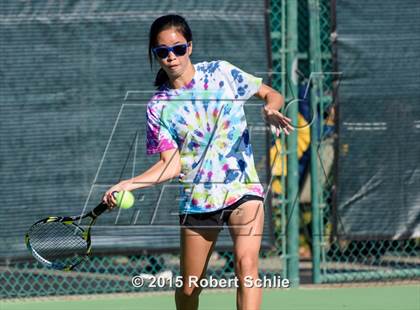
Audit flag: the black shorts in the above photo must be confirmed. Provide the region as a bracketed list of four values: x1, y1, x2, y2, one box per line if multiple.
[179, 194, 264, 231]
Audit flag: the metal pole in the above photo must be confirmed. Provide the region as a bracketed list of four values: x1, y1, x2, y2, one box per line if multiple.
[280, 0, 288, 280]
[308, 0, 323, 284]
[285, 0, 300, 288]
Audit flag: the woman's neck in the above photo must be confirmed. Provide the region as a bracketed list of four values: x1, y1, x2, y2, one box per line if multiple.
[169, 63, 196, 89]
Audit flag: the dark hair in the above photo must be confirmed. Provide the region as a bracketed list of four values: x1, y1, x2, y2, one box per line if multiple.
[148, 14, 193, 88]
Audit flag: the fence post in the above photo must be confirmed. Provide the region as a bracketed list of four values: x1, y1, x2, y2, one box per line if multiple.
[308, 0, 323, 284]
[285, 0, 300, 288]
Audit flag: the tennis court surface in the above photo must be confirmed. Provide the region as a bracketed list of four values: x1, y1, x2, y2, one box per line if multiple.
[2, 284, 419, 310]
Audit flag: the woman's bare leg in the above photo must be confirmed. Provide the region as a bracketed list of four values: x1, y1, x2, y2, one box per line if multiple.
[175, 227, 219, 310]
[228, 200, 264, 310]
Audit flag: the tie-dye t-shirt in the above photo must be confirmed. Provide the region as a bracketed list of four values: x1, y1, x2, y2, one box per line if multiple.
[146, 60, 265, 214]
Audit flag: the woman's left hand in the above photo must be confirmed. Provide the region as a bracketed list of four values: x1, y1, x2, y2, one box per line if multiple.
[261, 106, 294, 136]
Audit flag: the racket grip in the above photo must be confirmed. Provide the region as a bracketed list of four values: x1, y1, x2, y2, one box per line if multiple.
[92, 202, 108, 218]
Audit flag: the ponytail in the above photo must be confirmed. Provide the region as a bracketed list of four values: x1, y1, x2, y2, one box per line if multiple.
[154, 68, 169, 88]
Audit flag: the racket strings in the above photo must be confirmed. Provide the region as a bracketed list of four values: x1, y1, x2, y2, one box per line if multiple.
[28, 221, 88, 267]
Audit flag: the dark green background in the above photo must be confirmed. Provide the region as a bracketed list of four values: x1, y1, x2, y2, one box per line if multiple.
[335, 0, 420, 239]
[0, 1, 274, 259]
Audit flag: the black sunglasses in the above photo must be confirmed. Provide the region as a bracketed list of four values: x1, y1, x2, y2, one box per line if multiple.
[152, 42, 190, 59]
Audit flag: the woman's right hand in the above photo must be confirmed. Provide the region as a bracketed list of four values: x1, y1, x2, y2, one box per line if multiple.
[102, 180, 133, 209]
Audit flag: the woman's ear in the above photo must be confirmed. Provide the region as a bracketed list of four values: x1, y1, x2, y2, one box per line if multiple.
[188, 41, 193, 56]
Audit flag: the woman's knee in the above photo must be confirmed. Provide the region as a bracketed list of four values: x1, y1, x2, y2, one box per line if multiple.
[176, 281, 203, 298]
[235, 255, 258, 277]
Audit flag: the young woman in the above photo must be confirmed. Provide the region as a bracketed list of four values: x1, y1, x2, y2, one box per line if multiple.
[103, 14, 293, 310]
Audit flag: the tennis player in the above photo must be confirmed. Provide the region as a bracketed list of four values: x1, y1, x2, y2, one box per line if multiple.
[103, 14, 293, 310]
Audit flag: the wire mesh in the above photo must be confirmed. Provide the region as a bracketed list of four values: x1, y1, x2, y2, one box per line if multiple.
[313, 0, 420, 283]
[1, 0, 419, 300]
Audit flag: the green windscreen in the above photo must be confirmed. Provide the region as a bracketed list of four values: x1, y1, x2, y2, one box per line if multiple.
[335, 0, 420, 239]
[0, 1, 274, 260]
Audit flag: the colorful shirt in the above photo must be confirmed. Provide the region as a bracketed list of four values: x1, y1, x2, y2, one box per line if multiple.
[146, 60, 265, 214]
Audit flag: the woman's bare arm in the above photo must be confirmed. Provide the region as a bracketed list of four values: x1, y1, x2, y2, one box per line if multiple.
[103, 148, 181, 206]
[255, 83, 294, 135]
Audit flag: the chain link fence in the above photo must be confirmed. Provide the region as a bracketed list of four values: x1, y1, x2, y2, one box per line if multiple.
[1, 0, 419, 300]
[311, 0, 420, 283]
[0, 0, 286, 299]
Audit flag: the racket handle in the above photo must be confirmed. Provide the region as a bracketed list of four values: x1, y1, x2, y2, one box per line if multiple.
[91, 202, 108, 218]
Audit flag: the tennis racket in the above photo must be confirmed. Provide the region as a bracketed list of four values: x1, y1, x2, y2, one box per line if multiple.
[25, 202, 109, 271]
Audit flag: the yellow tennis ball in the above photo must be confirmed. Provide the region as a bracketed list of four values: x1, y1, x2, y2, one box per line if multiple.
[115, 191, 135, 209]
